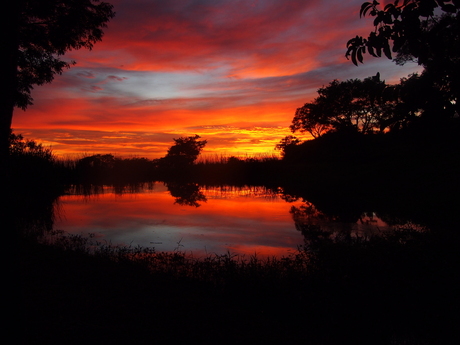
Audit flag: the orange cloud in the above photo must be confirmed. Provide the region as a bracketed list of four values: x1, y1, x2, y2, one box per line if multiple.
[12, 0, 421, 158]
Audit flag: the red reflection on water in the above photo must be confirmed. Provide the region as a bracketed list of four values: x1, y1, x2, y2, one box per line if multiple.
[55, 184, 305, 257]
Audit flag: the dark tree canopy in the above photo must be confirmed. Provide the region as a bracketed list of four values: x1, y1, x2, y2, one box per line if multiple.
[14, 0, 115, 109]
[290, 74, 397, 138]
[346, 0, 460, 66]
[1, 0, 115, 159]
[346, 0, 460, 117]
[9, 130, 53, 161]
[160, 135, 207, 168]
[275, 135, 302, 156]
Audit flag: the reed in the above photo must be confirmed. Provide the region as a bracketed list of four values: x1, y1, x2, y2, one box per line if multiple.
[195, 152, 280, 165]
[22, 223, 458, 344]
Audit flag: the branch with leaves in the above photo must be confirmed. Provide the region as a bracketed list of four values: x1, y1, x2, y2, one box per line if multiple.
[346, 0, 460, 66]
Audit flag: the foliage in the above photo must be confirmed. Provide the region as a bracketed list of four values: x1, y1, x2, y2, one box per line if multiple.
[77, 153, 116, 170]
[1, 0, 115, 159]
[290, 73, 398, 137]
[391, 72, 456, 123]
[159, 135, 207, 168]
[21, 218, 459, 344]
[13, 0, 115, 109]
[74, 154, 157, 184]
[9, 130, 54, 161]
[6, 131, 67, 198]
[346, 0, 460, 117]
[290, 103, 332, 139]
[275, 135, 302, 157]
[346, 0, 459, 65]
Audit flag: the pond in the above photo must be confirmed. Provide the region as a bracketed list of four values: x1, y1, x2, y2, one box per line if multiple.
[52, 182, 407, 257]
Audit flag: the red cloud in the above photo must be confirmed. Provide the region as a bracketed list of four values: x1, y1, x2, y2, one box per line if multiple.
[13, 0, 419, 157]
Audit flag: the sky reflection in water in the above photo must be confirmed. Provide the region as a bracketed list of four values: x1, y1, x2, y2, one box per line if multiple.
[54, 183, 393, 257]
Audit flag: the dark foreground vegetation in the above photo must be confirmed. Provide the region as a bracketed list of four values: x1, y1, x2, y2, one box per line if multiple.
[9, 1, 460, 343]
[11, 124, 459, 344]
[19, 219, 459, 344]
[9, 56, 460, 341]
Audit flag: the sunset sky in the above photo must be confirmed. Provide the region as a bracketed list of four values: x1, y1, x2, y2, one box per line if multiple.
[13, 0, 421, 159]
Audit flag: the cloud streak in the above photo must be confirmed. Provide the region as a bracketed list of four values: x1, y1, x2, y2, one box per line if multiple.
[12, 0, 422, 158]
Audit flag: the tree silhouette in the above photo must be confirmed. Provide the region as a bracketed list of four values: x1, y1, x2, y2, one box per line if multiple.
[159, 135, 207, 169]
[291, 74, 396, 136]
[290, 103, 331, 139]
[390, 72, 456, 126]
[275, 135, 302, 157]
[9, 130, 53, 161]
[1, 0, 115, 159]
[346, 0, 460, 119]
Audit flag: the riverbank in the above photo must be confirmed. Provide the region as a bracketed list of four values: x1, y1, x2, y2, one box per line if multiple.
[14, 124, 460, 344]
[19, 224, 459, 344]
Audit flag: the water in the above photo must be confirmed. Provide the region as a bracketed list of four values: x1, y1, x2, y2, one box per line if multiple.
[53, 182, 407, 257]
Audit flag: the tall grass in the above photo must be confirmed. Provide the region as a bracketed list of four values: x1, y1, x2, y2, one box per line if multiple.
[22, 213, 459, 344]
[195, 152, 280, 165]
[41, 229, 310, 286]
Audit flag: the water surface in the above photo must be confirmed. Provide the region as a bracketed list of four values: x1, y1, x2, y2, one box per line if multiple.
[54, 182, 400, 257]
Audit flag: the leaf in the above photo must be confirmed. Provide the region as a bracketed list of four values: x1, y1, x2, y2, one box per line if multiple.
[357, 47, 364, 63]
[403, 2, 417, 15]
[368, 45, 376, 57]
[346, 38, 355, 48]
[383, 41, 392, 59]
[351, 49, 358, 66]
[441, 4, 457, 13]
[383, 12, 394, 24]
[373, 12, 385, 26]
[360, 2, 373, 17]
[384, 3, 394, 11]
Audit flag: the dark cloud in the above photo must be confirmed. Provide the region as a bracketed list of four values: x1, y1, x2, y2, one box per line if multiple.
[106, 75, 128, 82]
[14, 0, 422, 157]
[76, 71, 96, 78]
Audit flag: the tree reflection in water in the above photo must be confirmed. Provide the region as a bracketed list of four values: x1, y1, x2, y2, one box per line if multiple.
[165, 182, 207, 207]
[286, 201, 429, 252]
[16, 181, 430, 257]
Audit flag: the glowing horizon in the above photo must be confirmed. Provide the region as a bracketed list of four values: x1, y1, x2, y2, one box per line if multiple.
[12, 0, 422, 159]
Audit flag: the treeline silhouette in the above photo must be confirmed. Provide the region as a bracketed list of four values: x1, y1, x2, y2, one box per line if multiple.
[6, 132, 284, 187]
[14, 1, 460, 343]
[12, 122, 459, 345]
[7, 120, 459, 210]
[18, 181, 459, 345]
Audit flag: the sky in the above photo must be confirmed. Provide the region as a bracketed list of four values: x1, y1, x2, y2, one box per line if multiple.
[12, 0, 422, 159]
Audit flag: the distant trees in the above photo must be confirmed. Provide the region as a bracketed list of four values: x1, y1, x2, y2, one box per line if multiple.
[76, 154, 116, 173]
[9, 130, 54, 161]
[1, 0, 115, 159]
[75, 154, 155, 184]
[282, 0, 460, 161]
[275, 135, 302, 158]
[290, 74, 398, 138]
[158, 135, 207, 169]
[8, 131, 62, 191]
[69, 135, 208, 183]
